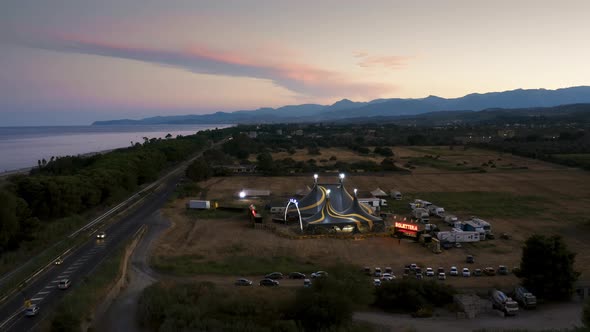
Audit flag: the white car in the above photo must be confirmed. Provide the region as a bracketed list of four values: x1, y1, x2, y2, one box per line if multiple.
[24, 304, 40, 317]
[450, 266, 459, 276]
[311, 271, 328, 278]
[373, 279, 382, 287]
[425, 268, 435, 277]
[58, 279, 71, 289]
[381, 273, 395, 281]
[438, 272, 446, 280]
[462, 267, 471, 277]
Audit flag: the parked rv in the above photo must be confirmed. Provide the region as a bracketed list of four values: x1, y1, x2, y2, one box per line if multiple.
[428, 205, 445, 218]
[412, 208, 430, 223]
[514, 286, 537, 309]
[491, 289, 519, 316]
[444, 215, 458, 225]
[437, 231, 480, 243]
[469, 217, 492, 235]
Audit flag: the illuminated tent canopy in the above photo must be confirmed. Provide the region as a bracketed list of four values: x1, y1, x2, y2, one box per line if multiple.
[288, 174, 384, 234]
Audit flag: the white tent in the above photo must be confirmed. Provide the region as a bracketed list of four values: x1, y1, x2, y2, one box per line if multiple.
[370, 188, 388, 198]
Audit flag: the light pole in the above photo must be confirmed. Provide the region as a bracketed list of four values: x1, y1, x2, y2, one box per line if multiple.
[239, 190, 246, 199]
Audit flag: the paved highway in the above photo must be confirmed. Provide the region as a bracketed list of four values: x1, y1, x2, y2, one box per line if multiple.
[0, 173, 181, 332]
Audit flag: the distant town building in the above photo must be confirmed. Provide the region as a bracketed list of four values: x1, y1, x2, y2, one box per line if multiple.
[497, 129, 515, 138]
[293, 129, 304, 136]
[276, 129, 283, 135]
[248, 131, 258, 139]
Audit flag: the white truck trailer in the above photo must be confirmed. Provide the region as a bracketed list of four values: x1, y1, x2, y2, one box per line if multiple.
[437, 230, 480, 243]
[444, 215, 458, 226]
[187, 200, 211, 209]
[491, 289, 519, 316]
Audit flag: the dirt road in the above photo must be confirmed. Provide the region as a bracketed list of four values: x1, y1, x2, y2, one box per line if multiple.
[354, 301, 584, 332]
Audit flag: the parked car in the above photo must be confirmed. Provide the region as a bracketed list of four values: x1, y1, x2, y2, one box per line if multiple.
[438, 272, 446, 280]
[58, 279, 71, 290]
[498, 265, 509, 275]
[311, 271, 328, 278]
[462, 268, 471, 277]
[473, 269, 483, 277]
[374, 267, 382, 277]
[437, 267, 445, 274]
[450, 266, 459, 276]
[373, 279, 382, 287]
[415, 273, 423, 280]
[288, 272, 306, 279]
[363, 267, 372, 275]
[54, 258, 63, 265]
[265, 272, 284, 280]
[466, 255, 475, 264]
[385, 267, 393, 274]
[96, 231, 106, 239]
[425, 268, 435, 277]
[484, 267, 496, 276]
[404, 267, 411, 275]
[414, 267, 422, 275]
[410, 263, 418, 271]
[303, 279, 312, 288]
[235, 278, 253, 286]
[381, 273, 395, 281]
[259, 279, 279, 287]
[24, 304, 40, 317]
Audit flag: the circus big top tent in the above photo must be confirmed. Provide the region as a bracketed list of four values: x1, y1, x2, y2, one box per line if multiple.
[287, 174, 384, 234]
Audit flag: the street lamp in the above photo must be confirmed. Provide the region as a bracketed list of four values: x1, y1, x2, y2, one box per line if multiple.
[326, 189, 331, 197]
[339, 173, 345, 181]
[239, 190, 246, 199]
[354, 188, 358, 196]
[313, 173, 318, 183]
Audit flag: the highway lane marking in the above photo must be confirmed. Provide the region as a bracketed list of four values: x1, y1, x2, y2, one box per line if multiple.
[45, 285, 54, 288]
[31, 297, 43, 301]
[38, 291, 50, 294]
[58, 275, 69, 278]
[0, 310, 22, 330]
[72, 263, 83, 266]
[50, 280, 59, 283]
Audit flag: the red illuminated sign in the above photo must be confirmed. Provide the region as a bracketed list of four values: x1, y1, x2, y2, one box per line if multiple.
[394, 222, 418, 232]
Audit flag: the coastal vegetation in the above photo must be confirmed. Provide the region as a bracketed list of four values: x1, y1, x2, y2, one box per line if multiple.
[0, 128, 232, 257]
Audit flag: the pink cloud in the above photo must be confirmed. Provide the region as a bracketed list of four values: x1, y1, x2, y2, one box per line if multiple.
[353, 51, 412, 70]
[19, 33, 395, 99]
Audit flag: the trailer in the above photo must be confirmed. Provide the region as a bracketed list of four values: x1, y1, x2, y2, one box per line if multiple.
[428, 205, 445, 218]
[444, 215, 458, 226]
[187, 200, 211, 210]
[437, 231, 480, 243]
[469, 217, 492, 235]
[412, 208, 430, 223]
[358, 197, 388, 210]
[462, 220, 487, 239]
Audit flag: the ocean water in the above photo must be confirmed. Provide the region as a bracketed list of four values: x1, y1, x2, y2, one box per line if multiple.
[0, 124, 231, 172]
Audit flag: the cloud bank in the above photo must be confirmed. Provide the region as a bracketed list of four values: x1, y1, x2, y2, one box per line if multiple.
[14, 32, 396, 99]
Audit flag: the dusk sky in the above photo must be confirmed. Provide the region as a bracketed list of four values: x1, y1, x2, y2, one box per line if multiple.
[1, 0, 589, 125]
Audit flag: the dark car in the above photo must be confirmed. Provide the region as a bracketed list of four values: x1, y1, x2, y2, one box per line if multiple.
[259, 279, 279, 286]
[265, 272, 284, 280]
[498, 265, 509, 275]
[437, 267, 445, 274]
[484, 267, 496, 276]
[466, 255, 475, 264]
[385, 267, 393, 274]
[289, 272, 306, 279]
[363, 267, 372, 275]
[235, 278, 253, 286]
[473, 269, 483, 277]
[311, 271, 328, 278]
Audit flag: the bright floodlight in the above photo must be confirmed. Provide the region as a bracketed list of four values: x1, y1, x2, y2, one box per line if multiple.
[354, 188, 358, 196]
[339, 173, 345, 180]
[239, 190, 246, 198]
[326, 189, 331, 196]
[313, 173, 318, 180]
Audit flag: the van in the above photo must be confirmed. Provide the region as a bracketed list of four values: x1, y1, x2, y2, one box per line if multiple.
[303, 279, 312, 288]
[58, 279, 71, 289]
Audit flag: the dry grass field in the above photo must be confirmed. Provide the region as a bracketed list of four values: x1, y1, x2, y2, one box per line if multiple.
[153, 147, 590, 289]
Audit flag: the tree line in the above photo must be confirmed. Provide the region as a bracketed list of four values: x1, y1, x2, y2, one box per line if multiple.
[0, 128, 232, 254]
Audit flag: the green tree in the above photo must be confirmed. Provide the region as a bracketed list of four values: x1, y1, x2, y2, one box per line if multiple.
[0, 191, 21, 251]
[186, 158, 212, 182]
[583, 297, 590, 328]
[256, 152, 274, 175]
[520, 234, 580, 301]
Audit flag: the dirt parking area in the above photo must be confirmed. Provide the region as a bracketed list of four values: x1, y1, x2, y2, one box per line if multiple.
[155, 150, 590, 287]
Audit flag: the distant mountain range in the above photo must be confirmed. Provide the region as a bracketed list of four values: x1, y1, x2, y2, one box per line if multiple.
[92, 86, 590, 125]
